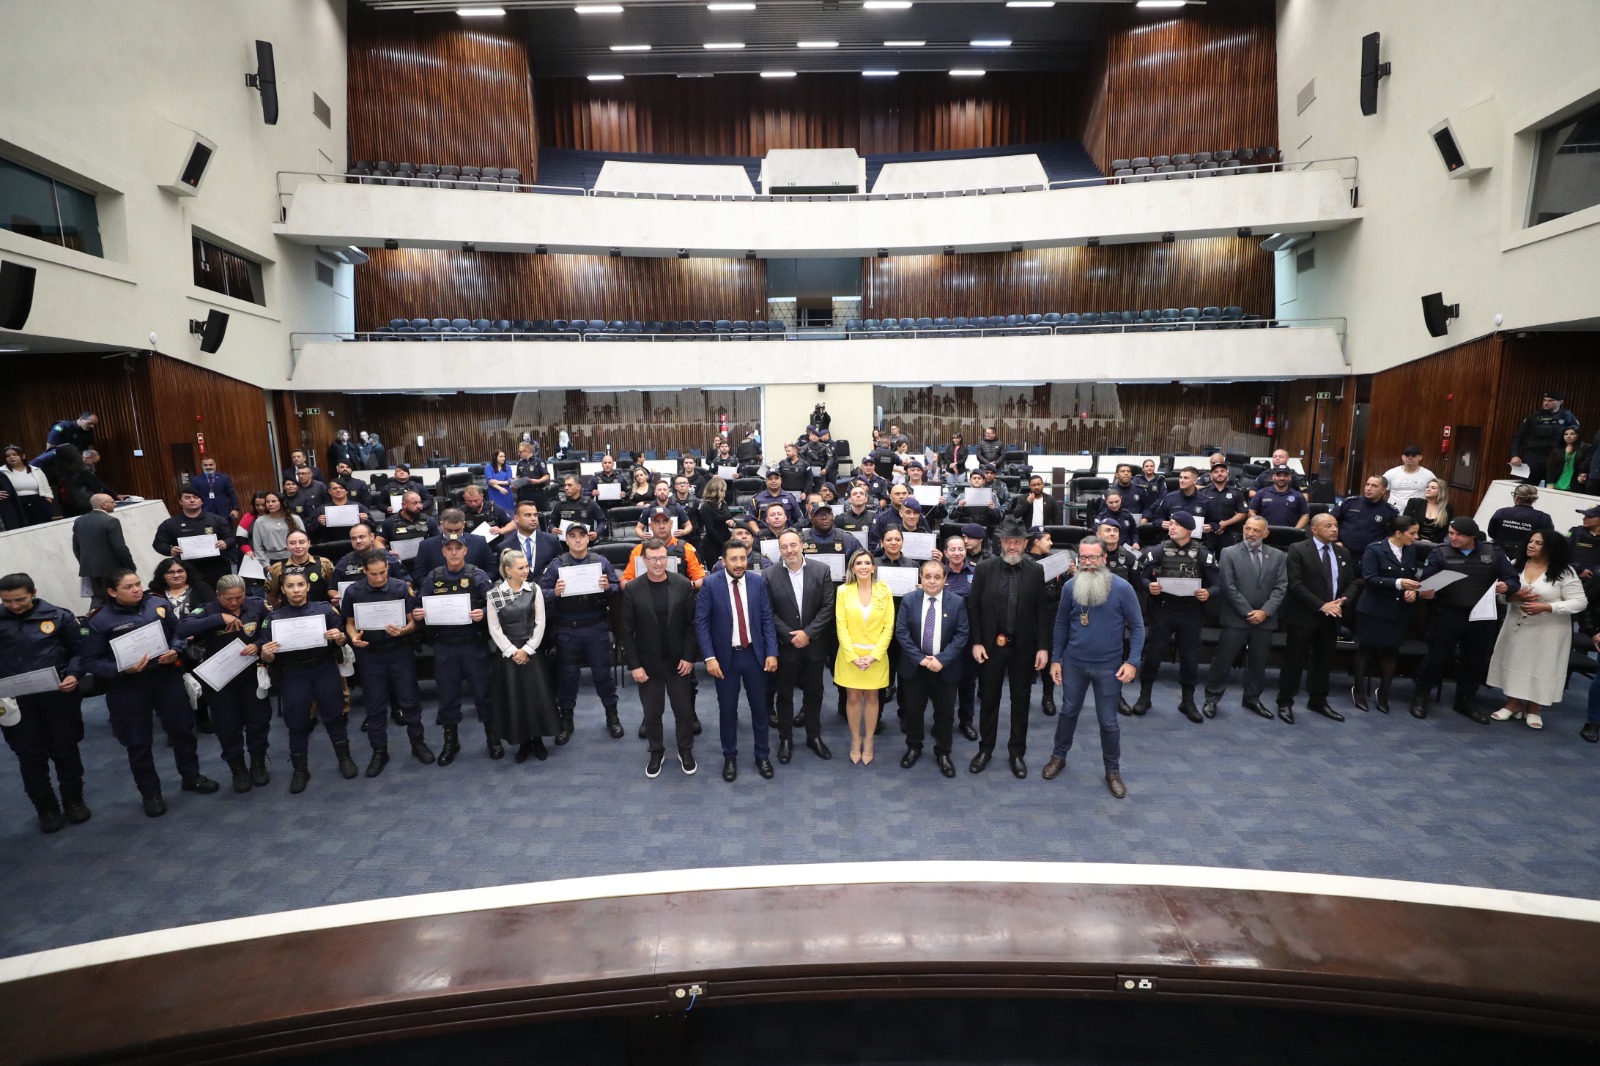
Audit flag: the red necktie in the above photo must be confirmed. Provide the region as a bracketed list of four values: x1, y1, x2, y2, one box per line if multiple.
[731, 575, 750, 648]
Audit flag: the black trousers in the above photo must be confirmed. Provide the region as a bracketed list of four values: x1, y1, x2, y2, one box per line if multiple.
[637, 668, 696, 755]
[206, 670, 272, 761]
[977, 642, 1038, 757]
[1278, 618, 1339, 705]
[899, 669, 957, 755]
[1206, 624, 1273, 702]
[2, 691, 85, 798]
[774, 654, 824, 743]
[1141, 605, 1203, 687]
[1413, 607, 1497, 703]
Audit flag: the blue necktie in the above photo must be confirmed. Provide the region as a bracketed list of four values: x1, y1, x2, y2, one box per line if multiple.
[923, 598, 937, 655]
[523, 536, 534, 563]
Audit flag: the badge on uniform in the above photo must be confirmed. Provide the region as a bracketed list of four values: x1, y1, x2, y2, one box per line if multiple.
[39, 620, 55, 635]
[995, 633, 1008, 647]
[155, 606, 166, 618]
[309, 572, 319, 582]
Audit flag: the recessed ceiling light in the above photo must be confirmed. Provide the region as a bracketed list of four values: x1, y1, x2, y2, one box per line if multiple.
[704, 41, 745, 49]
[706, 3, 755, 9]
[761, 70, 797, 78]
[610, 44, 651, 50]
[884, 40, 925, 46]
[797, 41, 838, 48]
[970, 39, 1012, 47]
[1006, 2, 1055, 7]
[1136, 1, 1187, 7]
[587, 74, 625, 80]
[457, 6, 506, 15]
[863, 1, 913, 8]
[574, 5, 624, 13]
[949, 68, 985, 76]
[862, 69, 899, 77]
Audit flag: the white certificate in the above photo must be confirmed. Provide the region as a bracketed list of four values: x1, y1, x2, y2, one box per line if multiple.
[559, 562, 603, 597]
[353, 599, 407, 632]
[760, 539, 782, 562]
[1508, 462, 1531, 479]
[177, 533, 221, 560]
[901, 532, 938, 560]
[1417, 571, 1465, 593]
[0, 668, 61, 698]
[1040, 551, 1075, 582]
[596, 482, 622, 501]
[817, 553, 846, 582]
[1469, 584, 1499, 622]
[964, 487, 993, 508]
[389, 494, 405, 514]
[422, 593, 472, 626]
[324, 504, 360, 527]
[337, 581, 355, 599]
[664, 555, 681, 574]
[271, 615, 328, 653]
[111, 621, 170, 671]
[193, 640, 257, 691]
[879, 565, 920, 597]
[810, 466, 824, 477]
[830, 503, 845, 515]
[717, 466, 738, 480]
[238, 555, 266, 581]
[391, 537, 422, 561]
[912, 485, 943, 507]
[467, 522, 492, 540]
[1159, 577, 1202, 598]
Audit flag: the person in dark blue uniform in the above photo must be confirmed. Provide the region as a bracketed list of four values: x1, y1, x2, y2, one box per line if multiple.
[1249, 467, 1310, 529]
[152, 486, 236, 591]
[1331, 473, 1399, 616]
[413, 508, 497, 575]
[548, 475, 609, 542]
[175, 574, 273, 792]
[1571, 505, 1600, 581]
[539, 522, 622, 744]
[1411, 517, 1520, 722]
[45, 412, 97, 454]
[0, 573, 91, 832]
[1198, 462, 1249, 555]
[1487, 483, 1554, 563]
[411, 532, 495, 765]
[260, 570, 356, 793]
[1149, 466, 1205, 525]
[333, 524, 401, 588]
[81, 568, 219, 816]
[340, 552, 433, 775]
[1132, 512, 1218, 722]
[382, 491, 440, 585]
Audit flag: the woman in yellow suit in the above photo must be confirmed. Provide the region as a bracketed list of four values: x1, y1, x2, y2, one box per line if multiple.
[835, 549, 895, 764]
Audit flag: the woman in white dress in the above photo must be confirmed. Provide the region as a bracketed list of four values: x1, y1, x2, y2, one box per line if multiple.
[1486, 531, 1588, 729]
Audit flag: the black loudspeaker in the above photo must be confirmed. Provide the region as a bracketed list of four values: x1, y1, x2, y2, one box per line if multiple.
[1359, 32, 1391, 117]
[190, 309, 230, 353]
[1420, 292, 1458, 338]
[0, 260, 37, 331]
[247, 40, 279, 125]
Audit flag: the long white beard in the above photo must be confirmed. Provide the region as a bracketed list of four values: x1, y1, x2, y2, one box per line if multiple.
[1074, 566, 1113, 607]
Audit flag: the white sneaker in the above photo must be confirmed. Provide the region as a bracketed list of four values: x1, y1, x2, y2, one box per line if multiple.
[1526, 712, 1543, 730]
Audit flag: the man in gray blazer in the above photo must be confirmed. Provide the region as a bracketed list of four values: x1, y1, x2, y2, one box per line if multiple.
[71, 494, 134, 610]
[768, 530, 835, 763]
[1203, 516, 1288, 720]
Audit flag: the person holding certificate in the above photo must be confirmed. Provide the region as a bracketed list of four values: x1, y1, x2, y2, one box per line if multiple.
[538, 522, 623, 745]
[412, 533, 494, 766]
[381, 490, 441, 584]
[310, 479, 370, 559]
[81, 568, 220, 817]
[176, 575, 274, 793]
[0, 573, 91, 832]
[261, 571, 353, 793]
[1410, 517, 1520, 723]
[1132, 512, 1218, 724]
[152, 486, 235, 590]
[263, 531, 336, 610]
[341, 552, 433, 776]
[833, 550, 895, 765]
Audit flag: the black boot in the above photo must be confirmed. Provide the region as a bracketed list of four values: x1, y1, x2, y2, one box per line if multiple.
[60, 784, 91, 824]
[366, 748, 390, 777]
[333, 741, 359, 779]
[605, 708, 625, 739]
[438, 724, 461, 767]
[486, 726, 505, 759]
[1178, 685, 1203, 724]
[29, 790, 65, 834]
[1132, 678, 1154, 716]
[226, 755, 252, 794]
[289, 753, 311, 794]
[249, 750, 271, 787]
[555, 711, 574, 745]
[411, 737, 437, 764]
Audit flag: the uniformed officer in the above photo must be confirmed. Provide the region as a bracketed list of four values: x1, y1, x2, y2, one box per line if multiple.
[539, 521, 622, 742]
[852, 457, 890, 504]
[633, 480, 695, 541]
[263, 530, 336, 609]
[585, 454, 626, 511]
[1412, 517, 1520, 722]
[311, 479, 372, 558]
[175, 574, 273, 792]
[293, 465, 330, 509]
[45, 411, 97, 455]
[1149, 467, 1205, 525]
[281, 477, 320, 530]
[332, 462, 373, 507]
[712, 526, 774, 575]
[333, 524, 401, 589]
[1132, 460, 1166, 511]
[414, 507, 497, 575]
[1198, 462, 1249, 554]
[189, 456, 241, 522]
[755, 501, 794, 547]
[511, 440, 551, 509]
[81, 568, 220, 815]
[1570, 505, 1600, 581]
[382, 464, 432, 515]
[458, 484, 512, 537]
[1509, 389, 1579, 485]
[1132, 511, 1218, 721]
[868, 484, 911, 550]
[747, 470, 804, 531]
[382, 490, 441, 583]
[1487, 483, 1554, 562]
[0, 572, 90, 832]
[152, 487, 235, 590]
[341, 551, 433, 775]
[834, 483, 877, 538]
[260, 570, 356, 792]
[803, 500, 863, 560]
[412, 532, 495, 765]
[775, 442, 811, 494]
[549, 474, 608, 542]
[1332, 474, 1399, 613]
[1249, 466, 1310, 529]
[621, 507, 707, 586]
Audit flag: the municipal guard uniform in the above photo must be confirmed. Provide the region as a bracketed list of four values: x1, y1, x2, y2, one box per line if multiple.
[264, 555, 336, 609]
[152, 511, 236, 589]
[1198, 482, 1248, 553]
[748, 487, 805, 529]
[1487, 502, 1553, 562]
[538, 540, 622, 742]
[513, 455, 550, 508]
[835, 503, 877, 538]
[548, 494, 608, 538]
[0, 597, 89, 829]
[417, 554, 495, 760]
[382, 512, 440, 582]
[46, 418, 95, 453]
[82, 593, 217, 810]
[1250, 484, 1309, 527]
[262, 599, 355, 785]
[1133, 528, 1219, 717]
[175, 596, 273, 785]
[1570, 518, 1600, 577]
[1411, 527, 1520, 720]
[334, 548, 402, 589]
[1149, 488, 1204, 526]
[1510, 401, 1579, 484]
[853, 472, 890, 504]
[340, 575, 428, 766]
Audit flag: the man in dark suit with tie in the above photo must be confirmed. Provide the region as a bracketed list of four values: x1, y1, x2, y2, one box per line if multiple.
[1277, 512, 1355, 723]
[895, 560, 970, 777]
[1203, 515, 1289, 720]
[71, 494, 135, 610]
[768, 530, 835, 763]
[966, 516, 1053, 778]
[620, 540, 701, 779]
[694, 541, 780, 782]
[508, 501, 562, 582]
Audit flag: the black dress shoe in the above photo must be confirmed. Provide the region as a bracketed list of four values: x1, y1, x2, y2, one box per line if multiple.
[181, 775, 220, 794]
[936, 753, 956, 778]
[1041, 756, 1065, 780]
[1201, 698, 1219, 719]
[900, 746, 922, 768]
[1243, 698, 1274, 719]
[722, 757, 737, 782]
[1117, 697, 1134, 717]
[1310, 702, 1345, 722]
[1178, 701, 1204, 724]
[1105, 773, 1127, 799]
[142, 793, 167, 817]
[777, 737, 793, 764]
[1456, 704, 1491, 725]
[1410, 698, 1429, 719]
[756, 758, 774, 779]
[806, 737, 832, 760]
[1582, 722, 1599, 743]
[959, 723, 979, 742]
[969, 751, 991, 774]
[606, 712, 626, 739]
[1009, 755, 1028, 779]
[1277, 704, 1295, 724]
[487, 735, 505, 759]
[1041, 693, 1057, 717]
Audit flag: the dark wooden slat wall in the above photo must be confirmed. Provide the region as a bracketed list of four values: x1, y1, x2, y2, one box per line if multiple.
[347, 3, 537, 176]
[861, 238, 1274, 321]
[355, 248, 769, 331]
[1074, 0, 1278, 173]
[536, 72, 1077, 156]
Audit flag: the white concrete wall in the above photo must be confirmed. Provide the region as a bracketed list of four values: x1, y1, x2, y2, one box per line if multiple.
[0, 0, 350, 387]
[0, 503, 171, 615]
[1276, 0, 1600, 372]
[594, 162, 754, 196]
[761, 149, 865, 194]
[871, 155, 1048, 194]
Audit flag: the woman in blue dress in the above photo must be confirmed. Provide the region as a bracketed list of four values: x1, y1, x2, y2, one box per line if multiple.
[485, 448, 515, 515]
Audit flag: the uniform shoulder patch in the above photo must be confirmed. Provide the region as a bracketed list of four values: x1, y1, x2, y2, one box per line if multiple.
[40, 620, 55, 635]
[155, 606, 166, 618]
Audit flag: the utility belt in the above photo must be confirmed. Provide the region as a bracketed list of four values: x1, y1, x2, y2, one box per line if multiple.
[557, 615, 607, 629]
[357, 640, 412, 655]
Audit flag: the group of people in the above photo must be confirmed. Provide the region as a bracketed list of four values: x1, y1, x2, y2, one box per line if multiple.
[5, 413, 1599, 836]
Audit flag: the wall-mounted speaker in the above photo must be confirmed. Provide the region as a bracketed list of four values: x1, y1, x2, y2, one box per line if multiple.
[1420, 292, 1458, 338]
[1427, 100, 1499, 179]
[246, 41, 279, 125]
[1359, 32, 1391, 117]
[0, 260, 38, 331]
[190, 309, 229, 353]
[160, 132, 217, 197]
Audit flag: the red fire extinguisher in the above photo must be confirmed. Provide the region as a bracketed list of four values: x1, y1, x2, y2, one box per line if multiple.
[718, 412, 729, 440]
[1440, 425, 1453, 455]
[1264, 403, 1277, 438]
[1253, 403, 1264, 431]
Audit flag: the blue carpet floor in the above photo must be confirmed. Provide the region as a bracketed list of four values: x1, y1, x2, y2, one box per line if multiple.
[3, 670, 1598, 959]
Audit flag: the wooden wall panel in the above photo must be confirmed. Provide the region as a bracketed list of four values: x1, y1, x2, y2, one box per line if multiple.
[1073, 0, 1277, 172]
[355, 249, 768, 331]
[862, 238, 1273, 320]
[347, 4, 536, 176]
[1490, 332, 1600, 485]
[537, 72, 1076, 156]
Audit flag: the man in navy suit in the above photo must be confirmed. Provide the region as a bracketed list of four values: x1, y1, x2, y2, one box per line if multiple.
[188, 456, 240, 521]
[694, 541, 779, 783]
[895, 560, 970, 777]
[507, 501, 562, 582]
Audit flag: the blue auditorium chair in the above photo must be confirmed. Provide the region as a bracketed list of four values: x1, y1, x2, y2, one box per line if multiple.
[607, 320, 625, 333]
[1151, 155, 1171, 168]
[1023, 314, 1045, 333]
[409, 318, 430, 331]
[1059, 313, 1080, 331]
[1220, 306, 1245, 328]
[1130, 156, 1151, 170]
[1110, 158, 1131, 172]
[1131, 166, 1154, 182]
[1078, 311, 1101, 332]
[388, 318, 408, 331]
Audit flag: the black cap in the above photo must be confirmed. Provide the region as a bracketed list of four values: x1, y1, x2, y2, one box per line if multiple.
[1449, 516, 1480, 538]
[1168, 509, 1195, 528]
[563, 521, 589, 535]
[645, 505, 673, 520]
[1271, 465, 1292, 475]
[394, 463, 410, 472]
[961, 523, 986, 540]
[1544, 389, 1565, 401]
[1402, 444, 1423, 456]
[1210, 461, 1229, 471]
[1582, 505, 1600, 519]
[440, 532, 466, 545]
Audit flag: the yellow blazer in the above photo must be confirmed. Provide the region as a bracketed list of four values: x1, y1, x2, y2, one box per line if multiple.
[834, 580, 895, 689]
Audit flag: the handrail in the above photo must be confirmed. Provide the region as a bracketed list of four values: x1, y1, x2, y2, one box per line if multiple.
[1048, 155, 1361, 189]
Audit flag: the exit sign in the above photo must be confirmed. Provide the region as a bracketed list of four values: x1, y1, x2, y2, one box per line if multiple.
[305, 407, 321, 415]
[1315, 392, 1332, 400]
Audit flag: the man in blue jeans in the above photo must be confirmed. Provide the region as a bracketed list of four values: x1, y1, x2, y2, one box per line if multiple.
[1043, 537, 1144, 799]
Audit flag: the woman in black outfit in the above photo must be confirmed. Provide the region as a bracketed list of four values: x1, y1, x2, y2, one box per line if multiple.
[1353, 514, 1425, 712]
[1402, 478, 1452, 545]
[696, 476, 736, 563]
[50, 445, 113, 517]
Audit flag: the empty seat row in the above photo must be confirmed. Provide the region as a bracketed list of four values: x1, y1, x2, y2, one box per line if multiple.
[842, 308, 1273, 335]
[593, 185, 1049, 202]
[349, 161, 522, 191]
[371, 318, 791, 341]
[1109, 147, 1279, 172]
